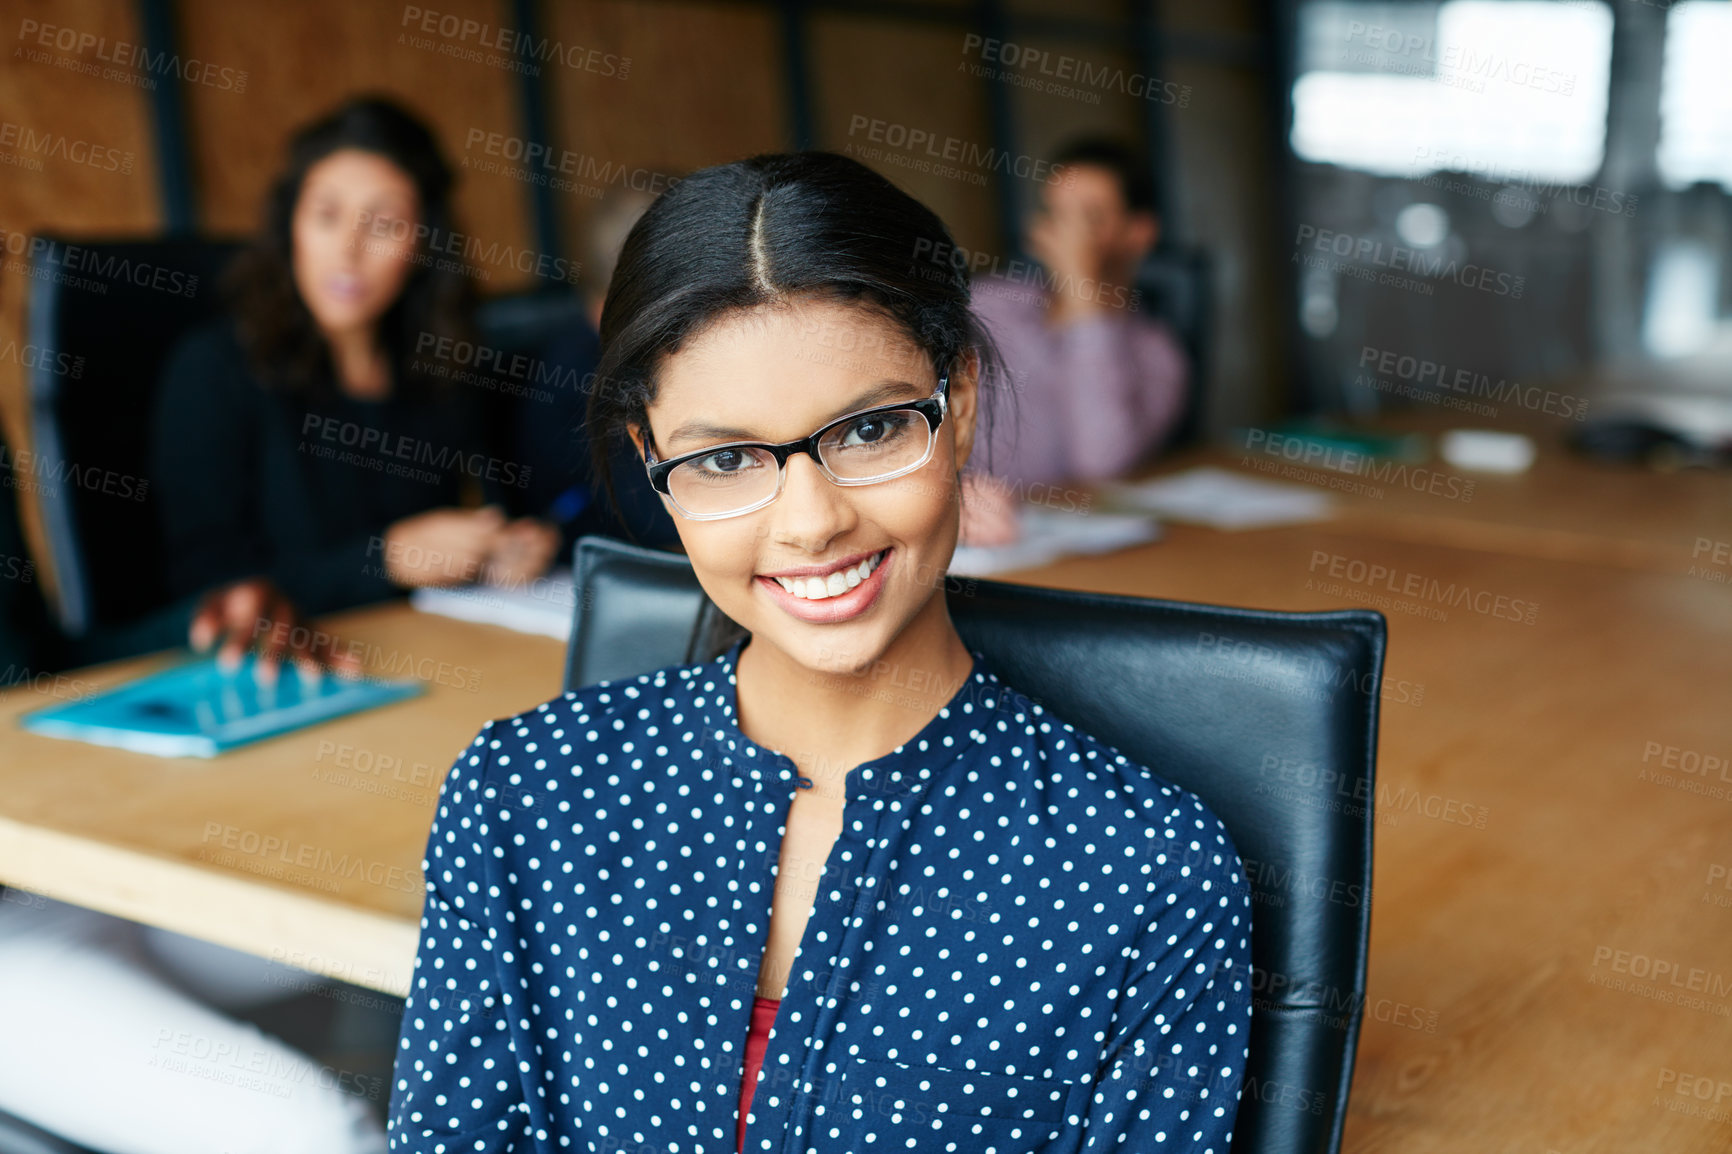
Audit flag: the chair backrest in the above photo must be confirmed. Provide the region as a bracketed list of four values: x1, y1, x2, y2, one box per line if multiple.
[1135, 244, 1213, 450]
[25, 236, 245, 634]
[564, 534, 1383, 1154]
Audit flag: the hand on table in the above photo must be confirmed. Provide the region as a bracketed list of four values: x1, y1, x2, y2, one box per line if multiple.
[480, 518, 561, 589]
[189, 577, 362, 683]
[382, 506, 506, 588]
[958, 472, 1023, 547]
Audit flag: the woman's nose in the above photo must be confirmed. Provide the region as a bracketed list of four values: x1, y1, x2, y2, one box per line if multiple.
[773, 450, 850, 526]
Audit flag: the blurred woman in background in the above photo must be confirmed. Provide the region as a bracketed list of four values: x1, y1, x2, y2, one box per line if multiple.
[150, 95, 557, 646]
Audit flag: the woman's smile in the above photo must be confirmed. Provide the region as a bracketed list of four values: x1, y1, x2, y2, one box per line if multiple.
[756, 546, 893, 623]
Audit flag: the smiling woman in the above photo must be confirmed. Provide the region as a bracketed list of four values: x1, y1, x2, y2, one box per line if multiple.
[388, 152, 1253, 1154]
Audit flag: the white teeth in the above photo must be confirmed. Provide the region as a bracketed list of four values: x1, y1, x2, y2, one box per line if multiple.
[774, 550, 884, 600]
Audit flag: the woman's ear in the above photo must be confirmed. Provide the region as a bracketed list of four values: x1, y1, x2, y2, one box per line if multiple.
[950, 349, 983, 473]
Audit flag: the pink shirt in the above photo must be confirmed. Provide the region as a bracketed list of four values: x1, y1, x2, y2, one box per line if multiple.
[968, 271, 1188, 491]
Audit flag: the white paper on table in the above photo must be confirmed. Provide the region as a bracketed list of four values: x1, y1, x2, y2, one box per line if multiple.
[410, 567, 577, 639]
[1097, 466, 1335, 530]
[948, 505, 1163, 577]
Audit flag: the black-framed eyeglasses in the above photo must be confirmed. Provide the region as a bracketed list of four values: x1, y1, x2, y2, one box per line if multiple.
[641, 373, 950, 520]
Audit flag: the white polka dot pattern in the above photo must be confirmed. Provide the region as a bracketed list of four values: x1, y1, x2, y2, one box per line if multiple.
[387, 637, 1252, 1153]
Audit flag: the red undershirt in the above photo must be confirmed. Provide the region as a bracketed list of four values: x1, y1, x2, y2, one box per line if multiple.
[736, 995, 781, 1153]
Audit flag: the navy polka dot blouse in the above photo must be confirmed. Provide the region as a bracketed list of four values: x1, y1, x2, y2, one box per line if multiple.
[388, 635, 1253, 1153]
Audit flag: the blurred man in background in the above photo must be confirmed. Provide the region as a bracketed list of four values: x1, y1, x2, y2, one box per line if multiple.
[961, 136, 1188, 546]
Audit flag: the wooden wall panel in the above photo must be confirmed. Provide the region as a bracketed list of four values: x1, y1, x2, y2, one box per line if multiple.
[176, 0, 530, 290]
[808, 11, 998, 259]
[1, 0, 161, 597]
[539, 0, 785, 285]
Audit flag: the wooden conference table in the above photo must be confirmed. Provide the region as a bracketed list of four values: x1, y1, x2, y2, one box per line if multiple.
[1, 418, 1728, 1152]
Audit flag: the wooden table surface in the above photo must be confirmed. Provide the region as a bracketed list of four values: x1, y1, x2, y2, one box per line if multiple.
[0, 607, 567, 997]
[1, 425, 1728, 1151]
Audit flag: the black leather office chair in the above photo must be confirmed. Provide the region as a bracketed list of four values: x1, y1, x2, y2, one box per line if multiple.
[25, 236, 246, 636]
[563, 534, 1382, 1154]
[1135, 244, 1213, 451]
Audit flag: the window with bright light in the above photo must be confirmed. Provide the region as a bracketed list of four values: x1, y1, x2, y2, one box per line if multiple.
[1657, 1, 1732, 190]
[1291, 1, 1613, 184]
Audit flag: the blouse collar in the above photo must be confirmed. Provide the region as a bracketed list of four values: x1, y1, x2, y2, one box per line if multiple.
[699, 633, 1005, 805]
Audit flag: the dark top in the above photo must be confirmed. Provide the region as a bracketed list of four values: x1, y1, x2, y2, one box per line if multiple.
[150, 318, 493, 617]
[387, 633, 1252, 1153]
[514, 318, 682, 557]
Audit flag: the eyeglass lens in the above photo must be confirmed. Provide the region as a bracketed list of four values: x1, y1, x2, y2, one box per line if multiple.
[666, 406, 932, 517]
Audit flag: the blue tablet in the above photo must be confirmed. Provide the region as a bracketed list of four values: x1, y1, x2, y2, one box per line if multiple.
[18, 654, 424, 759]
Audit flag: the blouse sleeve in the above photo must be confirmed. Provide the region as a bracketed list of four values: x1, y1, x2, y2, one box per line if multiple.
[388, 721, 535, 1152]
[1078, 808, 1253, 1152]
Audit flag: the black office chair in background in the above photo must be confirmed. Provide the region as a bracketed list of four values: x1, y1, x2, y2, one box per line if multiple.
[562, 533, 1383, 1154]
[25, 236, 245, 639]
[1135, 242, 1214, 451]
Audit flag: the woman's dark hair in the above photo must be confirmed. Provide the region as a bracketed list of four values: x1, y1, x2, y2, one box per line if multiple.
[585, 150, 1014, 542]
[1050, 136, 1157, 216]
[222, 94, 474, 400]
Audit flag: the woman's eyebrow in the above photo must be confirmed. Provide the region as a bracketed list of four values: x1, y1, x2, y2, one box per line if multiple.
[666, 379, 923, 448]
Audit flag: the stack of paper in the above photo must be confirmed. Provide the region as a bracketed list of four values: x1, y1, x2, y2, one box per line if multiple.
[948, 505, 1163, 577]
[1097, 466, 1335, 530]
[410, 569, 577, 640]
